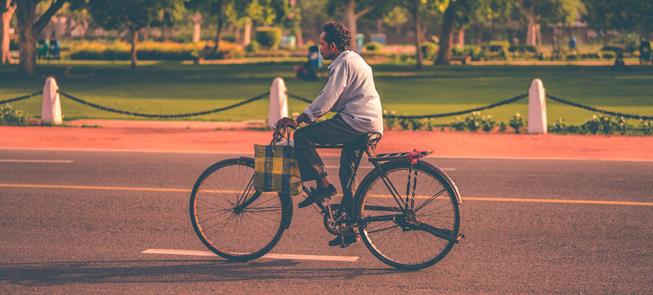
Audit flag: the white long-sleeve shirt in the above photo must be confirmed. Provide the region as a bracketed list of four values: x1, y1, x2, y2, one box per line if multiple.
[303, 50, 384, 135]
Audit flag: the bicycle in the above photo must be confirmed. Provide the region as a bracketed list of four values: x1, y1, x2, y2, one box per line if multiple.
[189, 128, 463, 270]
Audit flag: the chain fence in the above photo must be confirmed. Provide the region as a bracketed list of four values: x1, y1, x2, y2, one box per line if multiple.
[3, 89, 651, 122]
[289, 91, 530, 119]
[0, 91, 43, 105]
[546, 94, 653, 121]
[58, 91, 269, 119]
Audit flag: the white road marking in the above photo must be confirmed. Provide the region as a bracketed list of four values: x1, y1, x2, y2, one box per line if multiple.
[0, 159, 73, 163]
[142, 249, 359, 262]
[3, 183, 652, 207]
[2, 147, 652, 163]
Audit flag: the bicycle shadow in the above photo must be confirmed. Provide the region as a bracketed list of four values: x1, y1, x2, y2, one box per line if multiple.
[0, 259, 404, 287]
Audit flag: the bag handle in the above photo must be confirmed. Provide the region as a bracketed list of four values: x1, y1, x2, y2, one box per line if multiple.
[270, 127, 291, 146]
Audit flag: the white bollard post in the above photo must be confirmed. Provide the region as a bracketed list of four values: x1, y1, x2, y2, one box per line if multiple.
[268, 77, 288, 129]
[41, 76, 63, 125]
[528, 78, 547, 134]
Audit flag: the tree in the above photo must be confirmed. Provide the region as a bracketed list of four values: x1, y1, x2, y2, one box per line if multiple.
[1, 0, 16, 64]
[327, 0, 378, 51]
[393, 0, 431, 69]
[14, 0, 69, 75]
[468, 0, 513, 43]
[583, 0, 653, 38]
[435, 0, 480, 65]
[514, 0, 584, 48]
[185, 0, 230, 57]
[87, 0, 182, 69]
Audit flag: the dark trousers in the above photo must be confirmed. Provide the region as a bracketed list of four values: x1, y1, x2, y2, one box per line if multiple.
[294, 115, 367, 207]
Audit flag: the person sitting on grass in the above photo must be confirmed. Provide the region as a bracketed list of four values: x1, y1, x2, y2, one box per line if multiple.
[276, 21, 384, 247]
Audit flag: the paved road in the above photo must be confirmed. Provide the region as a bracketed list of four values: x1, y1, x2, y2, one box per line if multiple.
[1, 149, 651, 294]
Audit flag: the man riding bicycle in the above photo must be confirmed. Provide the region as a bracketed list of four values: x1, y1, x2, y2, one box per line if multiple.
[276, 22, 383, 247]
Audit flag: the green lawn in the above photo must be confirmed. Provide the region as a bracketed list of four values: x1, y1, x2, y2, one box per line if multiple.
[1, 61, 652, 125]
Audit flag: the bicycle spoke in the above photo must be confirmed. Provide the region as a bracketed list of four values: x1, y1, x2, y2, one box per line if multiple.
[366, 224, 400, 234]
[358, 163, 460, 269]
[191, 159, 286, 260]
[414, 188, 446, 213]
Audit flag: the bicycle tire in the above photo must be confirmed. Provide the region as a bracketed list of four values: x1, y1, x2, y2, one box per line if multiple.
[189, 157, 290, 261]
[355, 160, 461, 270]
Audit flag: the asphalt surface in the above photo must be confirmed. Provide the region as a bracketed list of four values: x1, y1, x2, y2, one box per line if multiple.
[1, 149, 652, 294]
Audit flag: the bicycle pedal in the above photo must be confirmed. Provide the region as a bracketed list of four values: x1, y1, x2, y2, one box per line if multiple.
[456, 233, 465, 243]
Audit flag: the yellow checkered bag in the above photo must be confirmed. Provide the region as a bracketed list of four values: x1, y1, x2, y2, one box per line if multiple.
[254, 129, 302, 195]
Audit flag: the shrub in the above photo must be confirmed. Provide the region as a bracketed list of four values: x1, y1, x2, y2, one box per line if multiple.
[581, 115, 626, 135]
[68, 40, 242, 60]
[398, 117, 412, 130]
[579, 52, 601, 60]
[10, 39, 19, 50]
[498, 122, 507, 133]
[508, 44, 537, 53]
[509, 113, 525, 133]
[566, 50, 578, 60]
[0, 104, 29, 126]
[410, 118, 425, 130]
[551, 118, 567, 133]
[449, 112, 495, 132]
[450, 117, 466, 131]
[600, 51, 616, 59]
[222, 33, 237, 43]
[245, 41, 261, 53]
[255, 27, 282, 49]
[365, 42, 383, 52]
[601, 45, 624, 54]
[481, 115, 496, 132]
[617, 117, 628, 135]
[425, 119, 436, 131]
[640, 120, 652, 135]
[582, 115, 601, 134]
[464, 112, 483, 131]
[481, 41, 509, 60]
[383, 110, 399, 130]
[420, 42, 438, 59]
[508, 44, 538, 59]
[459, 45, 484, 61]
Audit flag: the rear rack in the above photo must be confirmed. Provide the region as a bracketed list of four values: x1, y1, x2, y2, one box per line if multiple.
[370, 151, 432, 162]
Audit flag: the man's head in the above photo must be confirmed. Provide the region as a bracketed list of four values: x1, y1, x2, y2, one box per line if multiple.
[319, 22, 351, 60]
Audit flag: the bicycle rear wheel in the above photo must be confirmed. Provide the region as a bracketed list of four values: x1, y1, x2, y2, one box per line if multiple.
[190, 157, 289, 261]
[356, 160, 461, 270]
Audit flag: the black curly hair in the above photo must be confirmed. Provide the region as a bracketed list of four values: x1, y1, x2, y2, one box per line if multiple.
[323, 22, 351, 52]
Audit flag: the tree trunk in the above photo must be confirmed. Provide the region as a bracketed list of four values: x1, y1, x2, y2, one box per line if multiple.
[436, 3, 456, 65]
[192, 12, 202, 43]
[1, 0, 16, 64]
[242, 18, 251, 46]
[526, 10, 539, 48]
[15, 0, 65, 75]
[295, 27, 303, 48]
[457, 28, 465, 47]
[411, 0, 423, 69]
[344, 0, 357, 51]
[130, 29, 138, 69]
[16, 1, 37, 75]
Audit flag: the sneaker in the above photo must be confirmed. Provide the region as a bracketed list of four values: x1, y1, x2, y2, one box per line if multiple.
[298, 184, 337, 208]
[328, 231, 359, 247]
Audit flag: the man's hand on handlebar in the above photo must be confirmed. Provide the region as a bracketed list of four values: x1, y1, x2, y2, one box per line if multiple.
[276, 113, 311, 129]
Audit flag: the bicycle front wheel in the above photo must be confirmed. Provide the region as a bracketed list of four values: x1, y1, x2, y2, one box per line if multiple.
[190, 157, 289, 261]
[356, 160, 461, 270]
